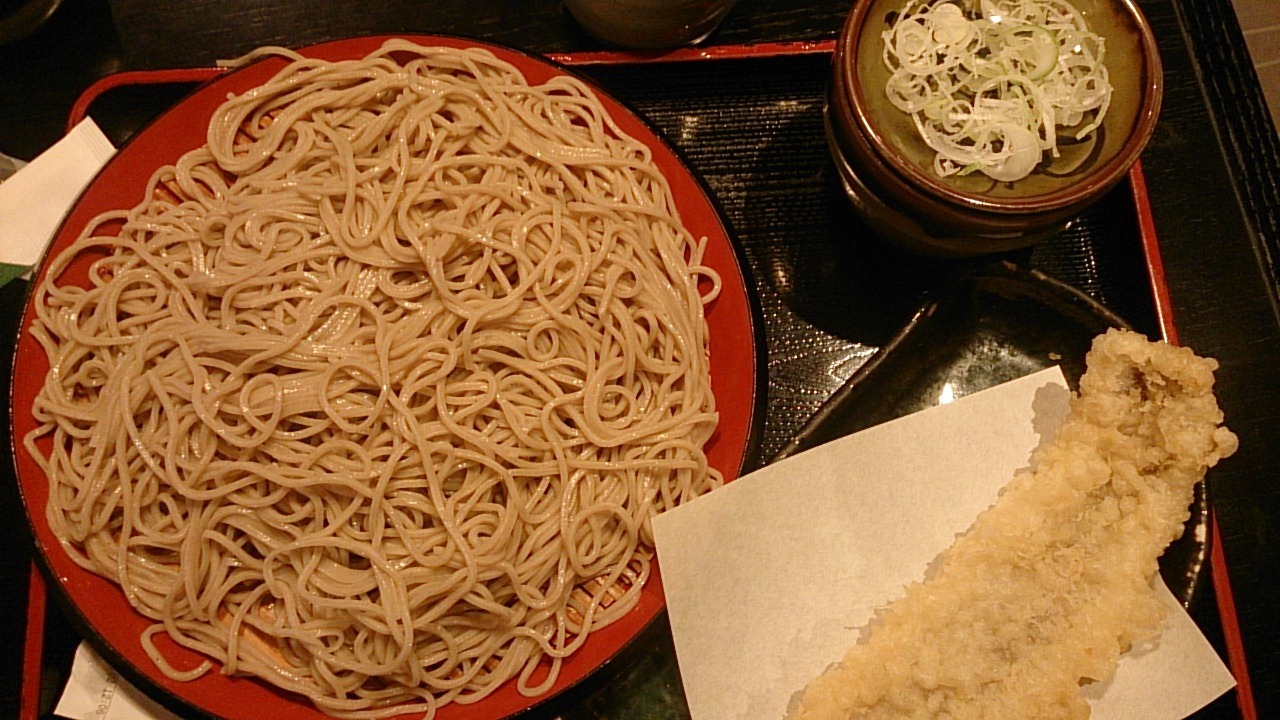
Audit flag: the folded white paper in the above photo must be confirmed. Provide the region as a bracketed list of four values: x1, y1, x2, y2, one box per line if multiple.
[652, 367, 1236, 720]
[0, 118, 115, 271]
[55, 643, 180, 720]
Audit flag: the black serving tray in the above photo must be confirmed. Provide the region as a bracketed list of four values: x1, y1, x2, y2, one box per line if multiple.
[17, 46, 1245, 720]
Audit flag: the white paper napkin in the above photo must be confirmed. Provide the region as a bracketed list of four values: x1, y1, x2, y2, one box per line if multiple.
[0, 117, 115, 282]
[55, 643, 181, 720]
[652, 367, 1237, 720]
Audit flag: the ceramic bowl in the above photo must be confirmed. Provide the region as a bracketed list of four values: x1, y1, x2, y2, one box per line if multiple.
[564, 0, 738, 49]
[827, 0, 1162, 257]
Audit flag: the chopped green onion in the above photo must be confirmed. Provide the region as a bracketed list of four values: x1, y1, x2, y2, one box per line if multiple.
[882, 0, 1112, 182]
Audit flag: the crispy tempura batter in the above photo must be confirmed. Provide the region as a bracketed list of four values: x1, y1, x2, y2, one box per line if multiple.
[787, 329, 1238, 720]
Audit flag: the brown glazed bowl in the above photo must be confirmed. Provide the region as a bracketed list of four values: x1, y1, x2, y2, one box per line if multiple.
[826, 0, 1163, 257]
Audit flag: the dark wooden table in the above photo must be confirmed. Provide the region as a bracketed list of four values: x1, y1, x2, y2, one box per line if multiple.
[1, 0, 1277, 718]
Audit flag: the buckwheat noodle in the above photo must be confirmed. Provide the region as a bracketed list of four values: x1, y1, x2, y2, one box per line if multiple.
[26, 39, 722, 719]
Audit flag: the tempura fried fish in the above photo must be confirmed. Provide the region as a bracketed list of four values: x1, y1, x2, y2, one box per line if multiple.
[787, 329, 1238, 720]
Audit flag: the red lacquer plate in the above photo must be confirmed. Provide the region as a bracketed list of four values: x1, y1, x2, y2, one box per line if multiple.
[10, 35, 764, 720]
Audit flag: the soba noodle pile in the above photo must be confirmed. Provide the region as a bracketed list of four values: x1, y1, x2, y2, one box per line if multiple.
[26, 40, 722, 718]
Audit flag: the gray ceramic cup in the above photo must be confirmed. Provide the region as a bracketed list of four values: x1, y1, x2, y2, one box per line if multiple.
[564, 0, 738, 49]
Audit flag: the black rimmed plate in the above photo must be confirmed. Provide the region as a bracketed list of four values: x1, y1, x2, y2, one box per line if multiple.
[775, 261, 1208, 607]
